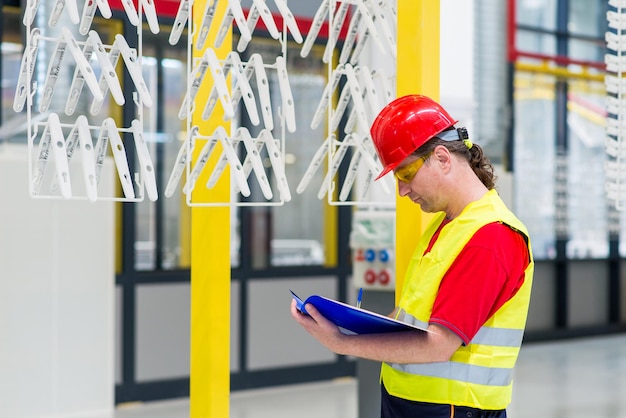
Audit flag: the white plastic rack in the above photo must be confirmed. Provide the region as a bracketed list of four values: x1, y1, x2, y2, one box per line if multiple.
[165, 0, 302, 207]
[295, 0, 397, 206]
[606, 0, 626, 209]
[15, 0, 159, 201]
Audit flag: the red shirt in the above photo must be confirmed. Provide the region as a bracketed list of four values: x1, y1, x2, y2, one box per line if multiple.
[426, 221, 530, 345]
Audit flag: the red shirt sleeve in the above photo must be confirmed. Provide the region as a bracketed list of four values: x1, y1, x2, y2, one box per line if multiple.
[428, 222, 530, 345]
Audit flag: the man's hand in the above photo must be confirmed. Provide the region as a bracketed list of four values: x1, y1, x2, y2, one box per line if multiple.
[290, 299, 348, 354]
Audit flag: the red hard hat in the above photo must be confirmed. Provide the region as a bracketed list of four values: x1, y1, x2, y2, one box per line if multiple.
[370, 95, 457, 180]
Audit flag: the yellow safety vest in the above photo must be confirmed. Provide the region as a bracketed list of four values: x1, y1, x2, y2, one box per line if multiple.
[381, 189, 534, 410]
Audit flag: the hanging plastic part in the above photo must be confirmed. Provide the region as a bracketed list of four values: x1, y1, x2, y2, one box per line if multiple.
[87, 30, 125, 106]
[90, 40, 122, 115]
[296, 134, 333, 194]
[323, 1, 349, 64]
[344, 63, 370, 132]
[311, 65, 344, 130]
[352, 133, 390, 194]
[200, 48, 235, 120]
[169, 0, 192, 45]
[215, 0, 252, 49]
[259, 129, 291, 201]
[318, 135, 351, 200]
[131, 119, 158, 201]
[247, 53, 273, 130]
[120, 0, 139, 26]
[209, 129, 247, 196]
[23, 0, 42, 26]
[65, 40, 94, 116]
[196, 0, 218, 50]
[365, 0, 396, 58]
[357, 65, 382, 119]
[94, 119, 110, 186]
[32, 119, 53, 196]
[49, 0, 66, 27]
[61, 27, 104, 104]
[339, 148, 362, 202]
[39, 35, 68, 113]
[14, 28, 40, 113]
[227, 51, 260, 126]
[166, 126, 198, 197]
[34, 114, 72, 198]
[353, 0, 386, 55]
[275, 56, 296, 133]
[273, 0, 303, 43]
[203, 128, 238, 192]
[178, 52, 210, 119]
[237, 0, 280, 52]
[237, 127, 273, 199]
[330, 81, 353, 132]
[95, 0, 112, 18]
[104, 118, 135, 199]
[206, 126, 250, 197]
[140, 0, 160, 34]
[81, 0, 100, 35]
[183, 134, 218, 195]
[114, 34, 153, 107]
[371, 69, 395, 105]
[300, 0, 329, 58]
[49, 114, 72, 198]
[339, 6, 362, 65]
[75, 115, 98, 201]
[58, 116, 97, 201]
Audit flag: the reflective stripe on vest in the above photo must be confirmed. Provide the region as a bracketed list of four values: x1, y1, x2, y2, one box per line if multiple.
[390, 361, 513, 387]
[397, 311, 525, 348]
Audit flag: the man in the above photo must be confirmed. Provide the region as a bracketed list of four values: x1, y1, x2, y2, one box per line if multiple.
[290, 95, 534, 417]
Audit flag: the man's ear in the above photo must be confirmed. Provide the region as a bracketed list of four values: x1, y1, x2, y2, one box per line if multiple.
[432, 145, 451, 165]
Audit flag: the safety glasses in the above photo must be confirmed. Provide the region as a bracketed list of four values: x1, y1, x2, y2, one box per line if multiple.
[393, 153, 432, 183]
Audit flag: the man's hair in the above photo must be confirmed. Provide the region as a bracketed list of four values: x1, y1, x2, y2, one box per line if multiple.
[414, 137, 497, 190]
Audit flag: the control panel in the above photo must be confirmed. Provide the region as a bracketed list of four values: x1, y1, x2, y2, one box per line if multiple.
[350, 210, 395, 290]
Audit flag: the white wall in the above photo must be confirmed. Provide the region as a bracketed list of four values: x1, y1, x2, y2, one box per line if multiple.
[0, 144, 115, 418]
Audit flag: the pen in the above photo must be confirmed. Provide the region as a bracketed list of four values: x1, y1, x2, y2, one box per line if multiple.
[356, 287, 363, 309]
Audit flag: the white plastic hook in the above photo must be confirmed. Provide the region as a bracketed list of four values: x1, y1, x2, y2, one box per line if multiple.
[301, 0, 329, 58]
[14, 28, 40, 113]
[90, 41, 123, 115]
[87, 30, 125, 106]
[275, 56, 296, 133]
[166, 126, 198, 197]
[183, 133, 219, 195]
[131, 119, 158, 201]
[237, 127, 273, 200]
[201, 48, 235, 120]
[273, 0, 303, 43]
[114, 34, 153, 107]
[169, 0, 192, 45]
[227, 51, 260, 126]
[259, 129, 291, 201]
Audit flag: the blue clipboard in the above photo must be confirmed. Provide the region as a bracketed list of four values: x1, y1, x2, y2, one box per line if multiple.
[290, 290, 428, 335]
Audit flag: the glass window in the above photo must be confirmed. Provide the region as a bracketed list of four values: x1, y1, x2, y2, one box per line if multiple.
[516, 31, 557, 57]
[566, 83, 608, 258]
[516, 0, 557, 30]
[513, 73, 556, 260]
[568, 0, 607, 37]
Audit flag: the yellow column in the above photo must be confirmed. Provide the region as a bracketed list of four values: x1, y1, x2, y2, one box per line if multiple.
[190, 0, 231, 417]
[395, 0, 440, 303]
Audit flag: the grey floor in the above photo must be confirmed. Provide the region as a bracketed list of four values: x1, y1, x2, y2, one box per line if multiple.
[116, 334, 626, 418]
